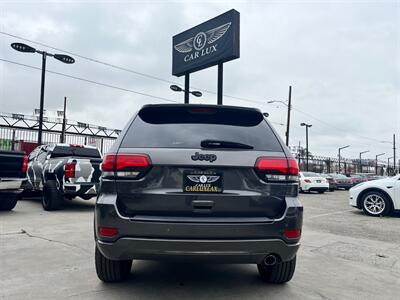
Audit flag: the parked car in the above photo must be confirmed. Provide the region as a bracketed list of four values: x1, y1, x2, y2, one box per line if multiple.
[320, 173, 337, 191]
[348, 174, 366, 186]
[25, 144, 102, 210]
[298, 172, 329, 193]
[349, 175, 400, 216]
[329, 174, 353, 190]
[94, 104, 303, 284]
[0, 150, 27, 211]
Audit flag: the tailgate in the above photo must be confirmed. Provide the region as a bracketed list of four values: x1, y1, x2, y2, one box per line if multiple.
[0, 151, 25, 179]
[68, 158, 102, 184]
[115, 149, 294, 220]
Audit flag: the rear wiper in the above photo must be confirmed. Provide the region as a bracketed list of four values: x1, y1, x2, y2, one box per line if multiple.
[200, 139, 254, 149]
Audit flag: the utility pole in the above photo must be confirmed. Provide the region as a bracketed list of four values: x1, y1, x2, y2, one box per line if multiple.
[285, 86, 292, 146]
[60, 97, 67, 143]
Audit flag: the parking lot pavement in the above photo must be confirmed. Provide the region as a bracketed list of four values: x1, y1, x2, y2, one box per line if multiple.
[1, 191, 400, 300]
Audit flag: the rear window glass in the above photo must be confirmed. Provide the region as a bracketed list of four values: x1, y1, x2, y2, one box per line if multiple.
[50, 146, 101, 158]
[121, 106, 283, 151]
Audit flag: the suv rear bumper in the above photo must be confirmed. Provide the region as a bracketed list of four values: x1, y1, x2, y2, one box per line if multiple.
[96, 237, 299, 264]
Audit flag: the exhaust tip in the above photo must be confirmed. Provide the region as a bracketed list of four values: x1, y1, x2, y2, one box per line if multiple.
[263, 254, 278, 266]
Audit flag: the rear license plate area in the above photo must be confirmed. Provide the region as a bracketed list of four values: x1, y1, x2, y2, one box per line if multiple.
[183, 171, 223, 193]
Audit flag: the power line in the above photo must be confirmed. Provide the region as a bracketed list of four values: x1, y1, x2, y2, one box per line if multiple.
[0, 58, 179, 103]
[0, 31, 271, 105]
[0, 31, 394, 146]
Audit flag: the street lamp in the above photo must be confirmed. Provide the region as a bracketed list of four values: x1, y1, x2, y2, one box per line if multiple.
[300, 122, 312, 171]
[381, 134, 396, 174]
[11, 42, 75, 145]
[359, 150, 370, 173]
[170, 85, 202, 103]
[338, 145, 350, 174]
[375, 153, 385, 175]
[267, 86, 292, 146]
[388, 156, 394, 171]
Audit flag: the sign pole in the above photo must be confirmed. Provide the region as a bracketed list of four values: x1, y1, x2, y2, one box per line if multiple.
[184, 74, 190, 104]
[38, 51, 47, 145]
[217, 63, 223, 105]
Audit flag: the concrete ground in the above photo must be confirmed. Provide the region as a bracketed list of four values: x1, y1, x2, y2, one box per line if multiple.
[1, 190, 400, 300]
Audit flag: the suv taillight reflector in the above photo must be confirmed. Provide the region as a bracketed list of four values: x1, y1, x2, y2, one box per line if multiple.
[284, 228, 301, 239]
[98, 227, 118, 237]
[65, 162, 76, 179]
[22, 155, 28, 173]
[101, 153, 151, 178]
[255, 157, 298, 182]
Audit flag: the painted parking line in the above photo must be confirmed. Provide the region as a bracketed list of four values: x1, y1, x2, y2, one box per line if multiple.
[308, 209, 354, 219]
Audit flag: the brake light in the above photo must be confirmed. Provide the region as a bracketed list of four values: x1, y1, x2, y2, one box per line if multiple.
[304, 179, 311, 183]
[98, 227, 118, 237]
[101, 153, 151, 178]
[284, 228, 301, 239]
[255, 157, 298, 182]
[22, 155, 28, 173]
[65, 162, 76, 179]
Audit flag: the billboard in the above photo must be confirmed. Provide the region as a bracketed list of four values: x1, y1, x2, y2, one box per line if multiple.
[172, 9, 240, 77]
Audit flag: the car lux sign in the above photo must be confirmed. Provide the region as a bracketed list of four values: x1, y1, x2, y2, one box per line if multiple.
[172, 9, 240, 77]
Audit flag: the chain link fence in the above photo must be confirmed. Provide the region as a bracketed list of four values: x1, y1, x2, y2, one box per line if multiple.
[0, 126, 117, 154]
[295, 154, 390, 175]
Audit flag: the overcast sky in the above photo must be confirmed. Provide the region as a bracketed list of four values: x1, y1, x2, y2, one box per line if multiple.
[0, 0, 399, 159]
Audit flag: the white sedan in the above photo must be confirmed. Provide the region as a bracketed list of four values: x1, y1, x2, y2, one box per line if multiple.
[349, 175, 400, 216]
[299, 172, 329, 193]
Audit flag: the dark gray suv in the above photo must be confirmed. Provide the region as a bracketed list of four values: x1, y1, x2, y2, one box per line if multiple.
[94, 104, 303, 284]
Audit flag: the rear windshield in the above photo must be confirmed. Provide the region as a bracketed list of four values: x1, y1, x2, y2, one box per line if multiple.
[50, 146, 101, 158]
[120, 106, 283, 151]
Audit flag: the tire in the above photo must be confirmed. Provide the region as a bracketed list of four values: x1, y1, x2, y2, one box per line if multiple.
[42, 180, 64, 211]
[361, 191, 392, 217]
[95, 246, 132, 282]
[257, 256, 297, 284]
[318, 191, 325, 194]
[0, 193, 18, 211]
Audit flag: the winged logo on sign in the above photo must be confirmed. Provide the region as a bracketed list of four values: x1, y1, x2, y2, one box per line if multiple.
[187, 175, 220, 183]
[174, 22, 231, 53]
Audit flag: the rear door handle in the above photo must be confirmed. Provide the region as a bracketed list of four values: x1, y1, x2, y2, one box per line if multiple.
[192, 200, 214, 211]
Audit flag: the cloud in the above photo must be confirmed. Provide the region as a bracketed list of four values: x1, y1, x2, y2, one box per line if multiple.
[0, 0, 398, 159]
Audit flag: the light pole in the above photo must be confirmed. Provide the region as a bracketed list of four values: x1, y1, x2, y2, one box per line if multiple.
[381, 134, 396, 174]
[388, 156, 394, 175]
[375, 153, 385, 175]
[170, 85, 202, 103]
[300, 122, 312, 171]
[359, 150, 369, 173]
[267, 86, 292, 146]
[11, 43, 75, 145]
[60, 97, 67, 143]
[338, 145, 350, 174]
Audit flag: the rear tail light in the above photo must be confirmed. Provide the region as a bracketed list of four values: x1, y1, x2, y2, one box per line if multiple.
[255, 157, 298, 182]
[102, 153, 151, 179]
[98, 227, 118, 237]
[284, 228, 301, 239]
[22, 155, 28, 173]
[304, 179, 311, 183]
[65, 161, 76, 179]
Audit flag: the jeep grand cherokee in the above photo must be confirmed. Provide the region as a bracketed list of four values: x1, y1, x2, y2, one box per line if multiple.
[94, 104, 303, 284]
